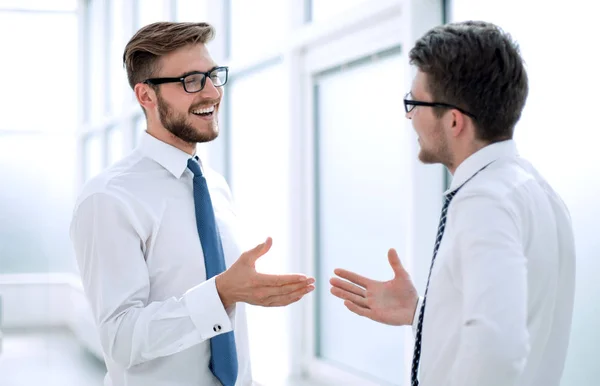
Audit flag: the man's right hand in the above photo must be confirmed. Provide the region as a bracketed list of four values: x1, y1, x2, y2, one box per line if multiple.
[215, 237, 315, 308]
[329, 248, 419, 326]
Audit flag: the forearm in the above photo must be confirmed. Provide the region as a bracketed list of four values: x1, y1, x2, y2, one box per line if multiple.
[100, 277, 235, 368]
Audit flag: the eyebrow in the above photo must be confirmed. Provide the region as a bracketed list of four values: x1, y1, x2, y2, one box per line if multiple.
[180, 66, 220, 78]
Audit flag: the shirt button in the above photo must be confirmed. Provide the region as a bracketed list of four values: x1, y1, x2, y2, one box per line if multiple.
[213, 324, 222, 332]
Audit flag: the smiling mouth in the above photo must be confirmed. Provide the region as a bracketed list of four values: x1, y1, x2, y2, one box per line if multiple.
[191, 105, 216, 117]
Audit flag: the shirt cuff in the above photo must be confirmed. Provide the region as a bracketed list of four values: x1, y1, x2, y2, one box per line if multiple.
[184, 277, 235, 339]
[411, 296, 424, 337]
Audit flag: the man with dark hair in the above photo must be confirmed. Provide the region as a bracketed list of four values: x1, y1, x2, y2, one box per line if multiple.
[330, 21, 575, 386]
[70, 22, 314, 386]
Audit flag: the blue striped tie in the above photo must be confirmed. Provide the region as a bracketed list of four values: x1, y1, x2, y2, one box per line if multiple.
[188, 157, 238, 386]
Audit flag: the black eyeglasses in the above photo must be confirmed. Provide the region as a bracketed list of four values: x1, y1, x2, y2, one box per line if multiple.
[403, 92, 477, 120]
[144, 66, 229, 93]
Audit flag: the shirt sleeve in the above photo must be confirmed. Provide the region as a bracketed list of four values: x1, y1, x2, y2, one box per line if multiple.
[447, 194, 530, 386]
[69, 192, 234, 369]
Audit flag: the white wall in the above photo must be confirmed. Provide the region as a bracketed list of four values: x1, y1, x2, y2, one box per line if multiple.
[449, 1, 600, 385]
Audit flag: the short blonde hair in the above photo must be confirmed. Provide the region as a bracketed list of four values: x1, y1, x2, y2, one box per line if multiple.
[123, 21, 215, 90]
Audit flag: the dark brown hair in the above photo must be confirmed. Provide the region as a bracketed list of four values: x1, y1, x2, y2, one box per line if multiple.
[409, 21, 528, 143]
[123, 21, 215, 90]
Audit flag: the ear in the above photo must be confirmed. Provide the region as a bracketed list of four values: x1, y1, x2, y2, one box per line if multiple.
[134, 83, 157, 113]
[447, 109, 467, 138]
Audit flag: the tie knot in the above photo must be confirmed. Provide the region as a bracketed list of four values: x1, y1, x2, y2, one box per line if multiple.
[187, 157, 203, 177]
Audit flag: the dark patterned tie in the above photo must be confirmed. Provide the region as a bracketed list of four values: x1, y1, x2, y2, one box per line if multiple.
[188, 157, 238, 386]
[410, 163, 492, 386]
[410, 189, 459, 385]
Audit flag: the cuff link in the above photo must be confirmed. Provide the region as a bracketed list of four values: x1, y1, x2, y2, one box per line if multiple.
[213, 324, 222, 332]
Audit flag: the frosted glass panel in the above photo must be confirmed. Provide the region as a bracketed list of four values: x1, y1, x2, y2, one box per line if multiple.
[310, 0, 371, 22]
[229, 0, 286, 59]
[109, 0, 129, 115]
[228, 64, 291, 385]
[449, 1, 600, 385]
[0, 0, 76, 11]
[0, 11, 77, 131]
[137, 0, 167, 28]
[0, 134, 77, 273]
[84, 134, 103, 181]
[107, 127, 123, 165]
[315, 52, 407, 385]
[176, 0, 208, 22]
[89, 0, 107, 124]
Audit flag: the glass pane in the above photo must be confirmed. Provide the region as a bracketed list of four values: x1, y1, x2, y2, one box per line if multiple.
[0, 0, 77, 12]
[0, 133, 77, 273]
[229, 0, 286, 59]
[84, 134, 103, 181]
[108, 0, 129, 115]
[175, 0, 208, 22]
[315, 52, 407, 385]
[228, 63, 290, 385]
[137, 0, 167, 28]
[310, 0, 371, 23]
[134, 114, 146, 146]
[88, 0, 107, 124]
[107, 126, 124, 165]
[0, 11, 77, 132]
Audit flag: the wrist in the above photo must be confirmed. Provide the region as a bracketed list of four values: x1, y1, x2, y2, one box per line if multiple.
[215, 272, 235, 309]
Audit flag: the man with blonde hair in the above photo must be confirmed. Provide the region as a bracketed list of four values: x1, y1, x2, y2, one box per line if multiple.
[70, 22, 314, 386]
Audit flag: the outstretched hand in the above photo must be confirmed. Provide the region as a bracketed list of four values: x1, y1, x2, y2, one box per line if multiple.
[216, 237, 315, 308]
[329, 248, 419, 326]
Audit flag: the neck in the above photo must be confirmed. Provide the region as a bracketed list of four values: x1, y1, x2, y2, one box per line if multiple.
[146, 119, 196, 155]
[446, 139, 488, 175]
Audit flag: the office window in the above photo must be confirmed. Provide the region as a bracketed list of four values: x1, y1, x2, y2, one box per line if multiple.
[108, 0, 129, 115]
[0, 133, 77, 273]
[107, 126, 124, 165]
[88, 0, 107, 124]
[0, 0, 77, 11]
[309, 0, 371, 22]
[228, 63, 290, 384]
[314, 51, 407, 385]
[136, 0, 168, 28]
[229, 0, 287, 59]
[0, 11, 77, 131]
[83, 133, 103, 181]
[175, 0, 208, 22]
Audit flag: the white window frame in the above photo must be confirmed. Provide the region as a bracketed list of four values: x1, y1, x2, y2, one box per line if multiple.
[223, 0, 445, 384]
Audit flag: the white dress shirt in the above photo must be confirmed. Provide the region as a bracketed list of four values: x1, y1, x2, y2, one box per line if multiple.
[412, 139, 576, 386]
[70, 132, 252, 386]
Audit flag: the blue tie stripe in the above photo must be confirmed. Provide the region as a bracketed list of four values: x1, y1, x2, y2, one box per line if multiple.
[188, 158, 238, 386]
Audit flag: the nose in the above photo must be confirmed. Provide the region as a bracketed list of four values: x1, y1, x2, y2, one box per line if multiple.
[201, 77, 221, 99]
[405, 109, 413, 120]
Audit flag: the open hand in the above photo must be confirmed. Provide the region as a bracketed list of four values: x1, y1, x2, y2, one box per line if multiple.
[329, 248, 419, 326]
[216, 237, 315, 308]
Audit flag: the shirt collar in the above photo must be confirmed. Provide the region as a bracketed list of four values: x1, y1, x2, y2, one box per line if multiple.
[139, 132, 197, 179]
[445, 139, 519, 194]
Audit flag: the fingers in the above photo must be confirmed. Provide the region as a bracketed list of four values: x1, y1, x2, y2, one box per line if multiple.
[256, 272, 310, 286]
[267, 278, 316, 296]
[333, 268, 372, 289]
[330, 286, 368, 308]
[242, 237, 273, 265]
[388, 248, 408, 279]
[329, 277, 366, 297]
[262, 284, 316, 307]
[344, 300, 372, 319]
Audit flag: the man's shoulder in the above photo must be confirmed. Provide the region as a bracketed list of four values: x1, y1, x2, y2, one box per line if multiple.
[74, 150, 149, 210]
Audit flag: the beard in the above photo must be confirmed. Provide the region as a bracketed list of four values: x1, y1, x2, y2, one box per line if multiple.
[156, 92, 219, 144]
[418, 122, 453, 167]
